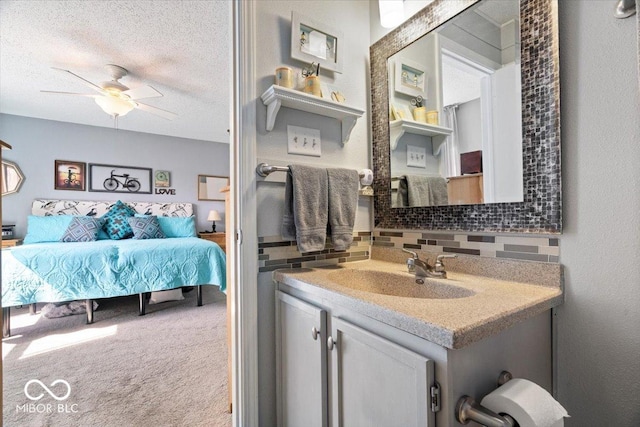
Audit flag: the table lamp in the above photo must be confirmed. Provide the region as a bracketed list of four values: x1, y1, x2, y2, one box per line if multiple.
[207, 210, 221, 233]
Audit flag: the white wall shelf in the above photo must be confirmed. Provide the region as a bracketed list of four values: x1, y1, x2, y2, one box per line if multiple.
[260, 85, 365, 144]
[389, 119, 452, 153]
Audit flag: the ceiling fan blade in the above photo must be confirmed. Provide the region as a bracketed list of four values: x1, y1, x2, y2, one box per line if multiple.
[51, 67, 106, 94]
[122, 85, 163, 100]
[134, 102, 177, 120]
[41, 90, 98, 97]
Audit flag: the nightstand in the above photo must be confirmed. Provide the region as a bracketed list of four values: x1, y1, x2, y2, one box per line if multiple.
[1, 238, 22, 249]
[198, 232, 226, 253]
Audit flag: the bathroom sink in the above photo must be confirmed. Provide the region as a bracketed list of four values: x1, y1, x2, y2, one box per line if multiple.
[326, 269, 475, 299]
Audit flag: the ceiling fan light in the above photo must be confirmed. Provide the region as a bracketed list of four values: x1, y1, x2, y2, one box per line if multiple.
[95, 95, 135, 117]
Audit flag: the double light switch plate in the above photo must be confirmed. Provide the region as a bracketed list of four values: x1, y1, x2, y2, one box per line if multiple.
[287, 125, 321, 157]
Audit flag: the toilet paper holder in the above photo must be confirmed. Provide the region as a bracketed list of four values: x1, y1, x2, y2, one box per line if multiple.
[455, 371, 518, 427]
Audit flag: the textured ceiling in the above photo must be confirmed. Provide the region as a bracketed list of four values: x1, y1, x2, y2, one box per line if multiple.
[0, 1, 230, 143]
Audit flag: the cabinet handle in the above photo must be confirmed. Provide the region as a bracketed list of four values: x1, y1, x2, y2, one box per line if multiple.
[311, 327, 319, 340]
[327, 336, 335, 351]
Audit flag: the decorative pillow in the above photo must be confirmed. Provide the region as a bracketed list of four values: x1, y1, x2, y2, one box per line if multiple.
[61, 217, 105, 242]
[127, 216, 166, 240]
[23, 215, 74, 244]
[101, 200, 136, 240]
[149, 289, 185, 304]
[134, 215, 197, 238]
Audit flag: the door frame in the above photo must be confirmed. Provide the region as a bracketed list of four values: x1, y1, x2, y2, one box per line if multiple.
[231, 1, 259, 425]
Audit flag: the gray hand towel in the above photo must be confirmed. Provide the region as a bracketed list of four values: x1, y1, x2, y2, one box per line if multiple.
[405, 175, 448, 206]
[327, 168, 359, 251]
[282, 165, 328, 252]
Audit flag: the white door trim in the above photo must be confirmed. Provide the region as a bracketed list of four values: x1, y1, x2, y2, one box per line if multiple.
[231, 1, 259, 425]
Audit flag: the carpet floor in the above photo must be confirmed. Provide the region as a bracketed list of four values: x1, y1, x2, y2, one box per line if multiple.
[2, 286, 231, 427]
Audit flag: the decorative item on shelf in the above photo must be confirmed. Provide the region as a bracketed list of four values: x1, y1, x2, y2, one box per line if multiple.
[413, 108, 427, 123]
[302, 62, 321, 97]
[426, 110, 439, 125]
[207, 210, 222, 233]
[275, 66, 294, 89]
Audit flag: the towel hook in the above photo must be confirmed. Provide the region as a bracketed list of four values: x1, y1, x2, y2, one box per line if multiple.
[614, 0, 636, 18]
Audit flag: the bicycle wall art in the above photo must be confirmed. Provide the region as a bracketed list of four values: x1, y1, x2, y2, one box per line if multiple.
[54, 160, 86, 191]
[88, 163, 152, 194]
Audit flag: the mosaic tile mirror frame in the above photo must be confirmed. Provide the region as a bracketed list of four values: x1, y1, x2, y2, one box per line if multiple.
[370, 0, 561, 233]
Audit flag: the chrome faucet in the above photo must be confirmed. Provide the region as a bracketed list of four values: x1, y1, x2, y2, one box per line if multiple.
[402, 249, 457, 279]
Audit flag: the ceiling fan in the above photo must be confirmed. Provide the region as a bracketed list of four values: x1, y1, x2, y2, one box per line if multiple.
[42, 64, 177, 121]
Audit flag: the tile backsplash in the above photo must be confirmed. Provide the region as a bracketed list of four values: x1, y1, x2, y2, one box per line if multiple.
[373, 230, 560, 263]
[258, 230, 559, 272]
[258, 232, 372, 273]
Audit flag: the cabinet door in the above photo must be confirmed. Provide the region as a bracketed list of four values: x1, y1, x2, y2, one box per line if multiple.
[330, 318, 435, 427]
[276, 291, 328, 427]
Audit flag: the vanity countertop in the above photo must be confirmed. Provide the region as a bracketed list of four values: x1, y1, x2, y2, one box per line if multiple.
[274, 259, 563, 350]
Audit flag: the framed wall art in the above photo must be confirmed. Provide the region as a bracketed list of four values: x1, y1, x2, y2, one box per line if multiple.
[291, 12, 343, 73]
[154, 170, 171, 187]
[89, 163, 152, 194]
[54, 160, 86, 191]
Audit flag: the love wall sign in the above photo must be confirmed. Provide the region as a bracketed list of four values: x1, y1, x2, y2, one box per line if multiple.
[155, 188, 176, 195]
[154, 170, 176, 195]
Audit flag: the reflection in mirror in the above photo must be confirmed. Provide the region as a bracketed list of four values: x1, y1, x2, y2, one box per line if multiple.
[197, 175, 228, 201]
[2, 160, 25, 196]
[388, 0, 522, 208]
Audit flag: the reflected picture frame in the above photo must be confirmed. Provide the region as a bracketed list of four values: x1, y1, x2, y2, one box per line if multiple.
[291, 12, 343, 73]
[394, 58, 427, 97]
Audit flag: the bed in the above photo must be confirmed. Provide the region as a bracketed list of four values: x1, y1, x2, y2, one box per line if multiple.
[2, 199, 226, 336]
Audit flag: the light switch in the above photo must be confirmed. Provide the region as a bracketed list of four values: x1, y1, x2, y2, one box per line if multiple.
[287, 125, 321, 157]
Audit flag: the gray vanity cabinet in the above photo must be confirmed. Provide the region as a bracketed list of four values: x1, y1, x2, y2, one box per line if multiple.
[276, 290, 435, 427]
[276, 292, 328, 427]
[330, 317, 434, 427]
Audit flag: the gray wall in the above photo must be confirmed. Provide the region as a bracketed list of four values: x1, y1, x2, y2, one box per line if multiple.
[372, 0, 640, 425]
[1, 114, 229, 236]
[253, 1, 372, 425]
[557, 2, 640, 425]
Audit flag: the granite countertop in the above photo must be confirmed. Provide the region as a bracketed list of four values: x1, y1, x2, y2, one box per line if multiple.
[274, 259, 563, 350]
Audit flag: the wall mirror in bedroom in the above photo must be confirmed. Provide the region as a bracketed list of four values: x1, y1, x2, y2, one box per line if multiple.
[198, 175, 228, 201]
[1, 159, 25, 196]
[371, 0, 562, 233]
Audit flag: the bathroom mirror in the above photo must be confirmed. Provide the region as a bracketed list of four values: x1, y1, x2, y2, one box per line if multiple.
[1, 159, 25, 196]
[371, 0, 561, 233]
[388, 0, 522, 208]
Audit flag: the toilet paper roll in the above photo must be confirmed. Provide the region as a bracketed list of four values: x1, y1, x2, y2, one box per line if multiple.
[360, 169, 373, 186]
[481, 379, 569, 427]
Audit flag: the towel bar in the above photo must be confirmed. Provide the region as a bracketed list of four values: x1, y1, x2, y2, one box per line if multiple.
[256, 162, 371, 186]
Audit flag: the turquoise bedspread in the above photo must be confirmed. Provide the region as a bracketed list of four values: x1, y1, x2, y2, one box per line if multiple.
[2, 237, 226, 307]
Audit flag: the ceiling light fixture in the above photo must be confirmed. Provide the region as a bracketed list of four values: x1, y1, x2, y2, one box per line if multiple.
[379, 0, 405, 28]
[94, 95, 135, 118]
